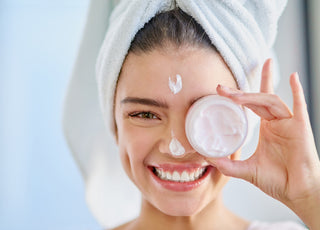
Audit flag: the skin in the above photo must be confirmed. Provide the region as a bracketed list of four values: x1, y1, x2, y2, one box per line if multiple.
[113, 45, 320, 230]
[210, 61, 320, 229]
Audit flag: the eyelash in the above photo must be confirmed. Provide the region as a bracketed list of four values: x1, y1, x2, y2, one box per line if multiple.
[128, 111, 160, 120]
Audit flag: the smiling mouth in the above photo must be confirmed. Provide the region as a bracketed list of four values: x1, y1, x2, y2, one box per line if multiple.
[151, 166, 208, 183]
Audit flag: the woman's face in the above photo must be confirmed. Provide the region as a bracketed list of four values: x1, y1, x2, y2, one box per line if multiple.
[114, 46, 239, 216]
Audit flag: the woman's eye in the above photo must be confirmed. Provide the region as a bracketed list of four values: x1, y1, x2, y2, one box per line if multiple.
[129, 112, 159, 120]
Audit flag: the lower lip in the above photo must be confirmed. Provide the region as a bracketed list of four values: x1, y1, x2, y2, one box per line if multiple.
[149, 166, 212, 192]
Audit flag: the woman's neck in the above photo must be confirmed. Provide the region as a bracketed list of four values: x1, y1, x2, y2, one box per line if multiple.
[119, 195, 249, 230]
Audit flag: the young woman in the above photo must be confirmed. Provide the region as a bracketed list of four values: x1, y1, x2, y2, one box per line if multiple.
[64, 1, 320, 229]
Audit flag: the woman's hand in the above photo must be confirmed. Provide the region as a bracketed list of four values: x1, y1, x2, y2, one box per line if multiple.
[207, 59, 320, 229]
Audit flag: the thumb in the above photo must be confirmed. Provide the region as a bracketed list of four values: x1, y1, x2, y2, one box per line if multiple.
[207, 157, 257, 184]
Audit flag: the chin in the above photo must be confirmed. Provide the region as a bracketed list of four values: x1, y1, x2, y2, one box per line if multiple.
[153, 194, 209, 217]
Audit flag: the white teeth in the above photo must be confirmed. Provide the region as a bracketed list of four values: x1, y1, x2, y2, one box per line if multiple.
[166, 172, 172, 180]
[190, 172, 195, 181]
[181, 171, 189, 182]
[161, 171, 166, 180]
[172, 171, 180, 181]
[195, 169, 200, 178]
[154, 167, 207, 182]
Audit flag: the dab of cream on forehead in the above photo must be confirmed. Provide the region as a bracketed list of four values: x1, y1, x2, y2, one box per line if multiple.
[169, 74, 182, 94]
[169, 131, 185, 157]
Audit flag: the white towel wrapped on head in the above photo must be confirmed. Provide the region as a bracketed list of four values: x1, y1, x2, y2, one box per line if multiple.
[63, 0, 287, 228]
[96, 0, 287, 138]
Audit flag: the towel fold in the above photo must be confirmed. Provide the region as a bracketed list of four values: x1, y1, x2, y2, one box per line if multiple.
[63, 0, 287, 228]
[96, 0, 287, 138]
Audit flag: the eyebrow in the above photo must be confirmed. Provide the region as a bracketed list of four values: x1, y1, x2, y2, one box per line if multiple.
[121, 94, 217, 109]
[121, 97, 169, 109]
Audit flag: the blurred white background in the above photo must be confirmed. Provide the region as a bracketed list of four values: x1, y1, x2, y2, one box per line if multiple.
[0, 0, 100, 229]
[0, 0, 318, 229]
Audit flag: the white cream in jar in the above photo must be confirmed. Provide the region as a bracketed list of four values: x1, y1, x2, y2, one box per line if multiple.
[185, 95, 247, 158]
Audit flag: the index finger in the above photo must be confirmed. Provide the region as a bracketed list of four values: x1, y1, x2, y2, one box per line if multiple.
[260, 59, 274, 94]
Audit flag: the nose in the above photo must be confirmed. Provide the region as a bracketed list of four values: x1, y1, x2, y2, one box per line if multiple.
[158, 116, 196, 158]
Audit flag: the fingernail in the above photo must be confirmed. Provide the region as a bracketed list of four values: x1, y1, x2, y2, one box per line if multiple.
[217, 84, 225, 90]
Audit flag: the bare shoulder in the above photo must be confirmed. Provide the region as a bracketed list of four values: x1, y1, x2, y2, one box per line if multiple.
[247, 221, 306, 230]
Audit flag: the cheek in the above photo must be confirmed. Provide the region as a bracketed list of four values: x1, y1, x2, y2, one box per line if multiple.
[119, 126, 157, 158]
[116, 118, 162, 178]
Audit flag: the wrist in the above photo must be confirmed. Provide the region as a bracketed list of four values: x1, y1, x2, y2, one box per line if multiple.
[287, 187, 320, 229]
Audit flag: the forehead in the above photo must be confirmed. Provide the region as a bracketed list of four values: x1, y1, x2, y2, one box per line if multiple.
[117, 47, 236, 99]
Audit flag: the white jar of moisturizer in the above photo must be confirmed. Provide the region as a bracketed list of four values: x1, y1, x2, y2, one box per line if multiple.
[185, 95, 248, 158]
